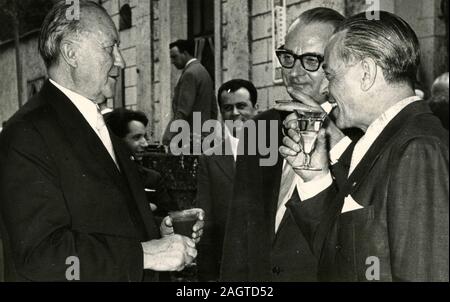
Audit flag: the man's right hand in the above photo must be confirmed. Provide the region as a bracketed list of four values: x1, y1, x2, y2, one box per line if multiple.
[141, 234, 197, 271]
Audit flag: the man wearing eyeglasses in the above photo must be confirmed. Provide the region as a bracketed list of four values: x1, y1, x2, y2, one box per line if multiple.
[220, 8, 349, 282]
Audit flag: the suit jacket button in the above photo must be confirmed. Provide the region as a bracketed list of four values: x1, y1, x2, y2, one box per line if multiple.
[336, 244, 342, 250]
[272, 266, 281, 275]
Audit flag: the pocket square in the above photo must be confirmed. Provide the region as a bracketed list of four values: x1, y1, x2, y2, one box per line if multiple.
[341, 194, 364, 213]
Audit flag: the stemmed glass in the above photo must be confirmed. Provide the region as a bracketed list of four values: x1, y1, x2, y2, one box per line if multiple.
[294, 110, 327, 171]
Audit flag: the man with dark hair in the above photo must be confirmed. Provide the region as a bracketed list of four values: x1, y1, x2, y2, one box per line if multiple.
[0, 0, 203, 281]
[281, 11, 449, 281]
[104, 108, 178, 218]
[221, 8, 348, 282]
[162, 39, 218, 148]
[196, 79, 258, 281]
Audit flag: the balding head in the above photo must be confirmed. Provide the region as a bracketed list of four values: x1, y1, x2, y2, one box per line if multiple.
[39, 0, 111, 68]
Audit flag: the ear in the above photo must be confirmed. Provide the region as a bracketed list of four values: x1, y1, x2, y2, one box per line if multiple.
[59, 40, 78, 68]
[360, 57, 377, 91]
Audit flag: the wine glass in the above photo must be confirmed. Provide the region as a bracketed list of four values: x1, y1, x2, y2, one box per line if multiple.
[294, 110, 327, 171]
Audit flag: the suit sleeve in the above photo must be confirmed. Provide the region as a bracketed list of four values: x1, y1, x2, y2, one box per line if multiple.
[387, 137, 449, 281]
[174, 71, 197, 120]
[0, 122, 144, 281]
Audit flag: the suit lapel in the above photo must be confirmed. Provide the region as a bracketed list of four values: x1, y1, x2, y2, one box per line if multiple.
[44, 82, 123, 185]
[339, 101, 433, 204]
[111, 135, 159, 238]
[211, 138, 235, 181]
[43, 81, 159, 238]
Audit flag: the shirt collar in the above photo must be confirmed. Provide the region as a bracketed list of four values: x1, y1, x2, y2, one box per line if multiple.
[365, 95, 421, 137]
[185, 58, 197, 68]
[224, 124, 240, 161]
[49, 79, 100, 130]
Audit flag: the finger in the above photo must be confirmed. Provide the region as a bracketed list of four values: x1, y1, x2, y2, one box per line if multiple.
[282, 136, 301, 153]
[287, 128, 301, 143]
[287, 87, 323, 109]
[315, 128, 327, 153]
[279, 146, 298, 157]
[192, 228, 203, 240]
[184, 237, 196, 248]
[163, 216, 173, 227]
[192, 219, 205, 232]
[274, 102, 316, 112]
[282, 112, 298, 129]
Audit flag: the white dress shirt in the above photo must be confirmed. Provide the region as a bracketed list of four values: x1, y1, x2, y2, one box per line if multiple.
[224, 125, 240, 161]
[296, 95, 422, 203]
[49, 79, 119, 167]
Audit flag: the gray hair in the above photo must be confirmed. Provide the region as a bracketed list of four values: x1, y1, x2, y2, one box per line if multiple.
[38, 0, 107, 68]
[288, 7, 345, 34]
[335, 11, 420, 85]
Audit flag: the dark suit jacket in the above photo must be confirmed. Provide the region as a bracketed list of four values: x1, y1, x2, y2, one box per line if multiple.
[0, 81, 160, 281]
[173, 60, 217, 129]
[136, 163, 178, 217]
[220, 109, 318, 281]
[195, 139, 235, 281]
[287, 101, 449, 281]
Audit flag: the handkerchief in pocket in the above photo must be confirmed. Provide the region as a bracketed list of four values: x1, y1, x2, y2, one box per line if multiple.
[341, 194, 364, 213]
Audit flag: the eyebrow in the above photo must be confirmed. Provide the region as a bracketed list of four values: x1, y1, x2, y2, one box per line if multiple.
[280, 47, 324, 57]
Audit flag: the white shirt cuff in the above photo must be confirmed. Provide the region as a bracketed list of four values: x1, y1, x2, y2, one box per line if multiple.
[296, 171, 333, 201]
[329, 136, 352, 165]
[320, 101, 334, 114]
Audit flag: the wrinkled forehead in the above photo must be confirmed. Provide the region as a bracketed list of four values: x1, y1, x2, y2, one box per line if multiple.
[284, 22, 336, 55]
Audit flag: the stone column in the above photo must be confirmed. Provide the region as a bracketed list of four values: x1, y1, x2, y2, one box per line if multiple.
[222, 0, 251, 81]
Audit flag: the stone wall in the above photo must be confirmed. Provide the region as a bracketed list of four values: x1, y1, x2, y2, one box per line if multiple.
[0, 31, 46, 125]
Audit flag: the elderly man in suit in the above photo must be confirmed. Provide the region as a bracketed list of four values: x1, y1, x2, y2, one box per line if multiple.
[220, 8, 353, 282]
[162, 39, 218, 148]
[196, 79, 258, 281]
[280, 11, 449, 281]
[0, 0, 203, 281]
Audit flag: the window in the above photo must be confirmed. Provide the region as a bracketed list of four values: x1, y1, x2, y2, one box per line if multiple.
[188, 0, 215, 81]
[119, 4, 132, 31]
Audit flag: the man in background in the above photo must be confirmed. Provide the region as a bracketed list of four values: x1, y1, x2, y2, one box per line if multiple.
[162, 39, 218, 149]
[196, 79, 258, 281]
[105, 108, 178, 218]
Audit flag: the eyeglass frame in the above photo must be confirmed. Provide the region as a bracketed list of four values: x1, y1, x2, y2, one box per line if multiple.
[275, 46, 325, 72]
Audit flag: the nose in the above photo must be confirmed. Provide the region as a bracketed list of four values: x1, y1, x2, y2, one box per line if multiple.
[232, 106, 240, 116]
[320, 77, 329, 96]
[140, 136, 149, 148]
[289, 59, 307, 78]
[114, 46, 125, 69]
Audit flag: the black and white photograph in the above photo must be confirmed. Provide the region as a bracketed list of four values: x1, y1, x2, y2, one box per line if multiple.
[0, 0, 448, 286]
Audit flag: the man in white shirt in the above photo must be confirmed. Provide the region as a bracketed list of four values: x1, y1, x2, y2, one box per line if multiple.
[0, 0, 203, 281]
[280, 11, 449, 281]
[220, 8, 348, 282]
[196, 79, 258, 281]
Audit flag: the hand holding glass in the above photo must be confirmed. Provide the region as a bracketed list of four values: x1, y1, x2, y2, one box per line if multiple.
[294, 110, 327, 171]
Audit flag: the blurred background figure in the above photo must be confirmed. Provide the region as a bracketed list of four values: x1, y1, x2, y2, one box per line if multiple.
[428, 72, 449, 130]
[105, 108, 178, 218]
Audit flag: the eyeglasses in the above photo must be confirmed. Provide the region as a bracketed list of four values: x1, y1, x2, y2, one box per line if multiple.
[275, 46, 324, 72]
